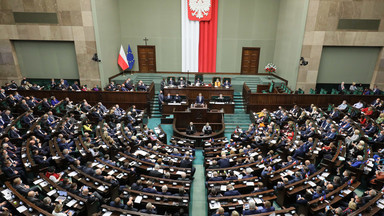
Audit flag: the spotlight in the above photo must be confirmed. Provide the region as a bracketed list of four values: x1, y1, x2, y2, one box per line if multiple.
[300, 57, 308, 66]
[92, 53, 101, 62]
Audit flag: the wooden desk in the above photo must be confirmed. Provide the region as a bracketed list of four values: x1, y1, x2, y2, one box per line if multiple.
[209, 101, 235, 113]
[8, 82, 155, 116]
[163, 85, 234, 104]
[162, 102, 189, 115]
[172, 107, 225, 147]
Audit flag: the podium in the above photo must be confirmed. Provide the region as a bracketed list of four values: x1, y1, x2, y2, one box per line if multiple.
[172, 105, 225, 147]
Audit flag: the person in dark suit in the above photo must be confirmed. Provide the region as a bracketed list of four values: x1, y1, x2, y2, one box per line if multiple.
[195, 78, 202, 86]
[186, 122, 196, 135]
[168, 78, 175, 86]
[305, 160, 316, 175]
[13, 177, 38, 196]
[27, 191, 45, 208]
[9, 126, 25, 139]
[209, 171, 223, 181]
[62, 149, 78, 164]
[19, 99, 30, 112]
[0, 89, 6, 100]
[178, 77, 186, 87]
[33, 125, 50, 141]
[217, 155, 230, 168]
[255, 201, 275, 213]
[164, 93, 173, 103]
[110, 197, 127, 209]
[243, 200, 258, 215]
[180, 156, 192, 168]
[148, 164, 163, 178]
[338, 81, 346, 92]
[223, 184, 241, 196]
[195, 93, 204, 104]
[82, 161, 95, 176]
[3, 160, 21, 179]
[142, 182, 158, 194]
[158, 90, 164, 110]
[72, 81, 80, 90]
[174, 93, 182, 103]
[1, 110, 13, 126]
[32, 150, 51, 167]
[222, 80, 232, 88]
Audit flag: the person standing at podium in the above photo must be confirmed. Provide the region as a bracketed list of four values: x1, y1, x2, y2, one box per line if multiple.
[186, 122, 196, 135]
[195, 93, 204, 105]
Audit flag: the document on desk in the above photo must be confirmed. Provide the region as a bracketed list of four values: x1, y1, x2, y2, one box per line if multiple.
[286, 170, 295, 176]
[134, 196, 143, 204]
[97, 185, 106, 192]
[16, 205, 27, 213]
[246, 182, 255, 186]
[68, 171, 77, 177]
[220, 185, 227, 191]
[209, 202, 221, 209]
[66, 199, 77, 207]
[102, 212, 112, 216]
[107, 170, 115, 175]
[321, 172, 330, 178]
[118, 157, 126, 162]
[33, 178, 44, 185]
[47, 189, 57, 196]
[254, 198, 263, 204]
[39, 181, 48, 187]
[1, 189, 12, 200]
[308, 181, 317, 187]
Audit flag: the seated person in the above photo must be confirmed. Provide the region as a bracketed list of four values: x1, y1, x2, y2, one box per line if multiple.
[202, 122, 212, 134]
[195, 93, 204, 104]
[214, 94, 227, 102]
[337, 100, 348, 111]
[223, 184, 241, 196]
[174, 93, 182, 103]
[168, 78, 175, 86]
[186, 122, 196, 135]
[212, 207, 229, 216]
[164, 93, 173, 103]
[195, 78, 203, 86]
[255, 201, 275, 214]
[222, 80, 231, 88]
[178, 77, 186, 87]
[214, 78, 221, 87]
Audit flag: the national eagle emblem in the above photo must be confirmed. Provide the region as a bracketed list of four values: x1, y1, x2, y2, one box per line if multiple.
[188, 0, 211, 20]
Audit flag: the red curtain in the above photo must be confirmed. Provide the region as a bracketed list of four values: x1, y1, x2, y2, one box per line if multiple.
[198, 0, 218, 73]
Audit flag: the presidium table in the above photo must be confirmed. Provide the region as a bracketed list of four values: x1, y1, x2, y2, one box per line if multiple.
[172, 105, 225, 147]
[163, 84, 235, 114]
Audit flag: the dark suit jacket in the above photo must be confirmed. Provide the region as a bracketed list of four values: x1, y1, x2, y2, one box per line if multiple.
[224, 190, 241, 196]
[148, 170, 163, 178]
[186, 125, 196, 134]
[195, 96, 204, 104]
[180, 159, 192, 168]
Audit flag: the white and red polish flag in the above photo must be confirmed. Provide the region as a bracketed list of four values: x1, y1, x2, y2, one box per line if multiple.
[182, 0, 218, 73]
[117, 45, 129, 71]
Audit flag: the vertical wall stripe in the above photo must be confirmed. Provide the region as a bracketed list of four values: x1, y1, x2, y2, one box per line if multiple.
[181, 0, 200, 73]
[198, 0, 218, 73]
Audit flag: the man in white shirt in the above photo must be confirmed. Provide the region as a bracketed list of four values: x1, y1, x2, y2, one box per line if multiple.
[337, 100, 348, 111]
